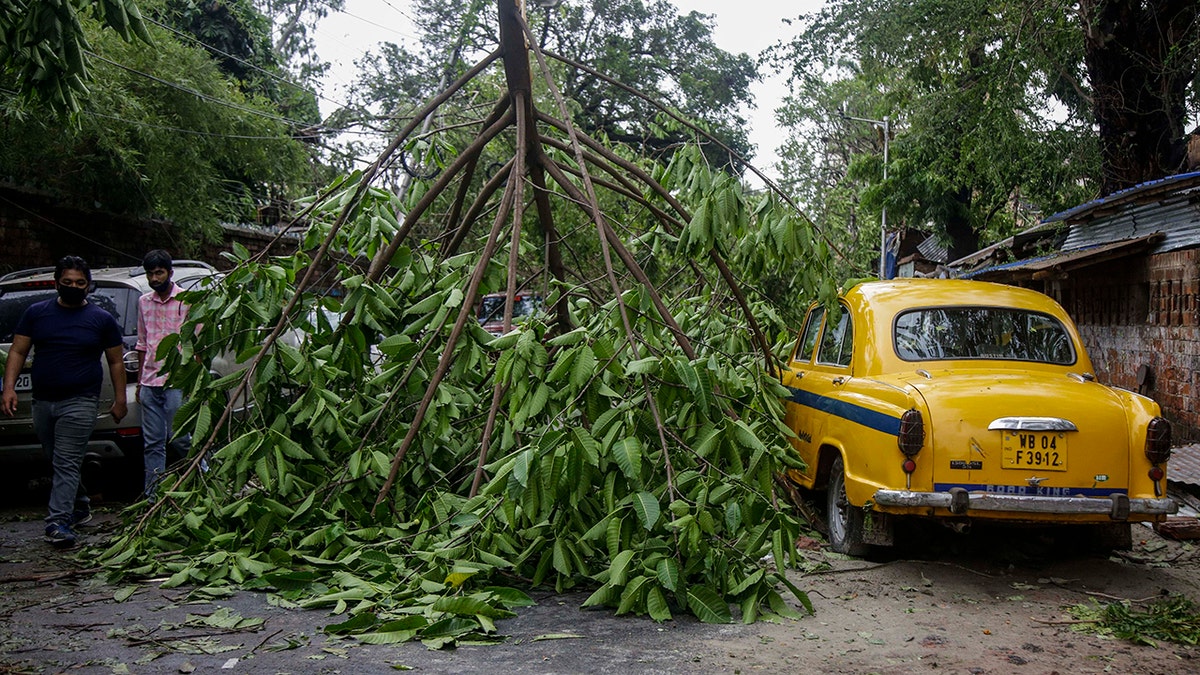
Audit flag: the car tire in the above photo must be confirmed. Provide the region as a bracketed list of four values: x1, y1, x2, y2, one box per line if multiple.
[826, 455, 870, 556]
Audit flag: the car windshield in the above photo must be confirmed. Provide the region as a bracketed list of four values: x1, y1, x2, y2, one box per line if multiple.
[0, 286, 140, 341]
[893, 306, 1075, 364]
[478, 295, 540, 323]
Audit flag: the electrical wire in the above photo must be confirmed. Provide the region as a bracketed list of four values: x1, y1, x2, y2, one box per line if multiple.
[85, 110, 308, 140]
[87, 51, 308, 128]
[143, 16, 353, 115]
[311, 0, 421, 42]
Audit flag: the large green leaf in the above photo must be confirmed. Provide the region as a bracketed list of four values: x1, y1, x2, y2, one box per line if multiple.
[655, 558, 681, 592]
[612, 437, 643, 481]
[632, 491, 660, 531]
[686, 586, 732, 624]
[608, 549, 635, 586]
[646, 586, 672, 622]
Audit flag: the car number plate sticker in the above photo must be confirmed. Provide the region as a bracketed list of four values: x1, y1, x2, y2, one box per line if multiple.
[2, 372, 32, 392]
[1001, 431, 1067, 471]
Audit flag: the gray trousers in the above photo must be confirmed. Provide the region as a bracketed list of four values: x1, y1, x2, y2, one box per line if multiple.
[32, 396, 98, 526]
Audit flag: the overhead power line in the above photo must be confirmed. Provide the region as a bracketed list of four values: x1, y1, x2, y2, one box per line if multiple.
[84, 110, 305, 140]
[143, 16, 353, 116]
[311, 0, 421, 42]
[88, 51, 308, 127]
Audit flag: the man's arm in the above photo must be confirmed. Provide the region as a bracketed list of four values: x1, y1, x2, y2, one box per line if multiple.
[1, 334, 31, 417]
[104, 344, 128, 422]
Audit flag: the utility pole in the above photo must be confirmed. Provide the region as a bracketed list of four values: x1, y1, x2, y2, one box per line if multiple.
[839, 110, 890, 278]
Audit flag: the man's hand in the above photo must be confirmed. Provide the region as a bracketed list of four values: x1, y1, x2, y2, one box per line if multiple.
[110, 399, 128, 423]
[0, 389, 16, 417]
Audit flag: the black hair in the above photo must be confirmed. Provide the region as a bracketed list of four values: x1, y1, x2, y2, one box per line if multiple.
[142, 249, 174, 271]
[54, 255, 91, 282]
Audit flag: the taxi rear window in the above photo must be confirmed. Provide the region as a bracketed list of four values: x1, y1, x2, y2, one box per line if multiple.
[893, 306, 1075, 364]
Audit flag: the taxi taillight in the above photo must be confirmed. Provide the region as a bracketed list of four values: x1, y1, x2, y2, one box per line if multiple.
[1145, 416, 1172, 465]
[898, 409, 925, 457]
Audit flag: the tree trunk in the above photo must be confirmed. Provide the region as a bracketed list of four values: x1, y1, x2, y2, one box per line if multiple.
[944, 186, 978, 264]
[1079, 0, 1199, 194]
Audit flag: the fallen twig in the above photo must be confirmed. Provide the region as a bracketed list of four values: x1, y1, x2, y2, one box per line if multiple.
[1030, 616, 1098, 625]
[247, 629, 283, 656]
[1083, 591, 1163, 603]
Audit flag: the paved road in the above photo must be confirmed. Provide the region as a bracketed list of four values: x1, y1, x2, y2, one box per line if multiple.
[4, 500, 1200, 674]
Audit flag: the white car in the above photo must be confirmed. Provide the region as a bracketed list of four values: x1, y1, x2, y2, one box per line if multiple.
[0, 262, 217, 495]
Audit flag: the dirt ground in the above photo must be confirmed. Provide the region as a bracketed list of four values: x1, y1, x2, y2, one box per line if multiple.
[3, 501, 1200, 675]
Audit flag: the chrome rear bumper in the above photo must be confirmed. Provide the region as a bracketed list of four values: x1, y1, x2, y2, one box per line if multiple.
[873, 488, 1176, 520]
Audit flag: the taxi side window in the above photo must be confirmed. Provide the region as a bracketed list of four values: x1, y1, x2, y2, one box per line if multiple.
[793, 306, 825, 364]
[817, 308, 853, 367]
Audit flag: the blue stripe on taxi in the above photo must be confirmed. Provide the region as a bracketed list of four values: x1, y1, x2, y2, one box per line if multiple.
[785, 386, 901, 437]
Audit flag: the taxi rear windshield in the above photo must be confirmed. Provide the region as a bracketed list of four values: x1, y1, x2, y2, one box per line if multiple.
[893, 306, 1075, 364]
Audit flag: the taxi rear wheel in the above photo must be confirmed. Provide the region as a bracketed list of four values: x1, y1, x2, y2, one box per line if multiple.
[826, 455, 869, 556]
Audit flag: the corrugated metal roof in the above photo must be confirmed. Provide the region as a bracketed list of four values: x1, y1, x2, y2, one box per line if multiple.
[961, 233, 1163, 280]
[948, 221, 1059, 269]
[1045, 171, 1200, 225]
[960, 251, 1058, 278]
[917, 235, 949, 263]
[1170, 444, 1200, 487]
[1060, 192, 1200, 253]
[1033, 171, 1200, 254]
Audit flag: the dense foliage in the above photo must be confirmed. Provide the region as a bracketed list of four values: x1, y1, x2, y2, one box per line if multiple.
[0, 0, 323, 241]
[0, 0, 152, 114]
[96, 140, 828, 641]
[1070, 595, 1200, 647]
[768, 0, 1199, 265]
[348, 0, 758, 170]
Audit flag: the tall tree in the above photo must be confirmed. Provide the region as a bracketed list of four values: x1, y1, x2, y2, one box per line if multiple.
[0, 0, 319, 239]
[349, 0, 759, 169]
[769, 0, 1199, 263]
[256, 0, 346, 84]
[0, 0, 152, 114]
[1080, 0, 1200, 193]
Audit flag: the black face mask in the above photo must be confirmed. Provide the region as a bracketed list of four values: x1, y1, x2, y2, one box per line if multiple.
[57, 285, 88, 306]
[149, 279, 171, 293]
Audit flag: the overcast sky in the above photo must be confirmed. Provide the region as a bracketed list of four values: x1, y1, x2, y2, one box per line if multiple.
[311, 0, 824, 179]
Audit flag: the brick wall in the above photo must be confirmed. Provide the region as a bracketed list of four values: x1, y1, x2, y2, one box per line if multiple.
[1054, 249, 1200, 442]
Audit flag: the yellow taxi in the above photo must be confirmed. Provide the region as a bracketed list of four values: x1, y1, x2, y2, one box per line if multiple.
[781, 278, 1175, 555]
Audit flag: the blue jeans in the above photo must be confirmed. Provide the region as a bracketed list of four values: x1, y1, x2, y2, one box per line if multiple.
[141, 386, 190, 498]
[32, 396, 98, 527]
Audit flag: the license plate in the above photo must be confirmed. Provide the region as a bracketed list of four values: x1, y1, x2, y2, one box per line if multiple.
[1001, 431, 1067, 471]
[1, 372, 32, 392]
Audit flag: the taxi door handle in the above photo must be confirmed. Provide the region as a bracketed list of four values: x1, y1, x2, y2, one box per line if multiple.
[831, 376, 846, 385]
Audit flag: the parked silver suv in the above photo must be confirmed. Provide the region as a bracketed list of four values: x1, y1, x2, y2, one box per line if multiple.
[0, 261, 217, 495]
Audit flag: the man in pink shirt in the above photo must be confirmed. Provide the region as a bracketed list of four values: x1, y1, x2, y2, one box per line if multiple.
[135, 250, 189, 499]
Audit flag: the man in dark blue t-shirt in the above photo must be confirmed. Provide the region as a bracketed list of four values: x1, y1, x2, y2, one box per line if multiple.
[1, 256, 128, 547]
